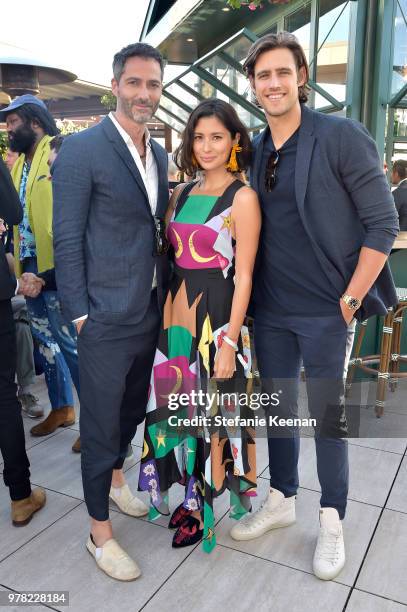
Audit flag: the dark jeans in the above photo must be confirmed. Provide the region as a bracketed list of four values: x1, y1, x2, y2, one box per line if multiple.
[78, 290, 160, 521]
[0, 299, 31, 501]
[254, 313, 355, 520]
[23, 257, 79, 410]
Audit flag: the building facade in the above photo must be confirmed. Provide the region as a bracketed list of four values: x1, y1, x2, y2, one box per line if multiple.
[141, 0, 407, 167]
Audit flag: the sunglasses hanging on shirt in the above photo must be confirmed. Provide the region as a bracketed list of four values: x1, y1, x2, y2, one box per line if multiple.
[265, 150, 280, 192]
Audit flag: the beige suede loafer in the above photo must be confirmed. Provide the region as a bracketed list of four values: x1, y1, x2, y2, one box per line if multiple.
[86, 536, 141, 581]
[109, 484, 148, 517]
[11, 488, 46, 526]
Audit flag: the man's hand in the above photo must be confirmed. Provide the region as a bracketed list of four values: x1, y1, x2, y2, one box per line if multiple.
[0, 218, 6, 237]
[18, 273, 45, 298]
[340, 299, 355, 326]
[75, 319, 87, 335]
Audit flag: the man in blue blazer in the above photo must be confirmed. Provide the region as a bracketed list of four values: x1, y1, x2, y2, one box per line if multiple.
[230, 33, 399, 581]
[52, 43, 170, 581]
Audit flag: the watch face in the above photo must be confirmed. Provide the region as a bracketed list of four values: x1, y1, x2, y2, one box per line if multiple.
[348, 297, 360, 309]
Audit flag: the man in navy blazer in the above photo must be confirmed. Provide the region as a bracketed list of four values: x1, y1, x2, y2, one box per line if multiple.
[230, 33, 399, 581]
[52, 43, 170, 581]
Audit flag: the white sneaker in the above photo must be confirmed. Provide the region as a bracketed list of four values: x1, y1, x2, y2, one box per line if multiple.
[109, 484, 148, 517]
[18, 393, 44, 418]
[313, 508, 345, 580]
[230, 488, 296, 541]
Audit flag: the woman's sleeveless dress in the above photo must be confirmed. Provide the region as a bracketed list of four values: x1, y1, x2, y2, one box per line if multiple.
[138, 179, 257, 552]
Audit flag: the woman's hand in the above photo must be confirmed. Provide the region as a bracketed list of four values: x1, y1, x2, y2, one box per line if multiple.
[213, 342, 236, 379]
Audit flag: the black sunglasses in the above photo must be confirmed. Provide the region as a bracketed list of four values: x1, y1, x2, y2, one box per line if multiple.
[265, 150, 280, 192]
[153, 216, 170, 256]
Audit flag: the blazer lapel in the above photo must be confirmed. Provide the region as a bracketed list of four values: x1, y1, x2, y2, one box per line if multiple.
[102, 116, 150, 204]
[295, 105, 315, 223]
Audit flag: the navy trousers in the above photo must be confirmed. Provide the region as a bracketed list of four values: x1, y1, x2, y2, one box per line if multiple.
[78, 290, 160, 521]
[254, 313, 355, 519]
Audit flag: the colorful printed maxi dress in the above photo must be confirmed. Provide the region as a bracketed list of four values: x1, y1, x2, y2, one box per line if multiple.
[139, 179, 257, 552]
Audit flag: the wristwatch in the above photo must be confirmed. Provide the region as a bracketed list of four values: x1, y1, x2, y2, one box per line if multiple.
[341, 294, 361, 311]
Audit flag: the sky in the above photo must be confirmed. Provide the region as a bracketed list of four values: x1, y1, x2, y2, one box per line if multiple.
[1, 0, 150, 86]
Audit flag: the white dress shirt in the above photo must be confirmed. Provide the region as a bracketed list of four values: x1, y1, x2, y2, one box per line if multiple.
[73, 112, 159, 324]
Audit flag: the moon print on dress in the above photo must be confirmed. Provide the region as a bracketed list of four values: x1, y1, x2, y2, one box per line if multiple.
[138, 180, 257, 553]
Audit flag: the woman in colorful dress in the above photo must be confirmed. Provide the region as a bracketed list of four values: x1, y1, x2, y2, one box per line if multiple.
[139, 99, 261, 551]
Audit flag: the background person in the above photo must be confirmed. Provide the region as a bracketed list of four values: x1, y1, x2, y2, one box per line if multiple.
[0, 157, 46, 526]
[1, 95, 80, 438]
[392, 159, 407, 230]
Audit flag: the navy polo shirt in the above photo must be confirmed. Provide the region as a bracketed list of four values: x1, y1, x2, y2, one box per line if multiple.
[255, 128, 340, 317]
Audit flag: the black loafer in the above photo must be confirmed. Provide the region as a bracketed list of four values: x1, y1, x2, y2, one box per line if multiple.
[168, 503, 192, 530]
[172, 515, 203, 548]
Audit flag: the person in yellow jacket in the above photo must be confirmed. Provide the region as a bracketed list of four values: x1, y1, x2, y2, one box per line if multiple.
[1, 95, 79, 438]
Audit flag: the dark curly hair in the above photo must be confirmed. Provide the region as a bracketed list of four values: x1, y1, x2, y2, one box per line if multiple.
[174, 98, 252, 177]
[10, 103, 59, 136]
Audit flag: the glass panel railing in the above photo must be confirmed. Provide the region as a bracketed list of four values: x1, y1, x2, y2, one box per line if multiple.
[180, 70, 216, 99]
[391, 0, 407, 100]
[314, 0, 351, 109]
[200, 54, 252, 102]
[394, 106, 407, 139]
[222, 33, 255, 64]
[155, 108, 185, 133]
[179, 69, 264, 129]
[285, 0, 312, 63]
[166, 82, 202, 108]
[160, 94, 191, 123]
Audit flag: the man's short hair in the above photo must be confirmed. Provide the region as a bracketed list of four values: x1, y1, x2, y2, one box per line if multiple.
[393, 159, 407, 181]
[243, 31, 310, 103]
[112, 43, 164, 82]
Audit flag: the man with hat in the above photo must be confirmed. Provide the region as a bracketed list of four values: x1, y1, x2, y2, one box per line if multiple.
[1, 95, 79, 439]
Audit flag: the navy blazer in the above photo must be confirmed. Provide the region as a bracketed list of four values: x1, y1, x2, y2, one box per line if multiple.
[251, 104, 399, 321]
[52, 116, 170, 324]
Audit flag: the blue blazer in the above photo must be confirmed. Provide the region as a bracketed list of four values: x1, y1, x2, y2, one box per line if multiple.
[251, 105, 399, 321]
[52, 116, 170, 324]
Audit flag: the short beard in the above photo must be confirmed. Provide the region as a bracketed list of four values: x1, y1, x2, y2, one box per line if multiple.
[120, 98, 156, 125]
[9, 124, 37, 154]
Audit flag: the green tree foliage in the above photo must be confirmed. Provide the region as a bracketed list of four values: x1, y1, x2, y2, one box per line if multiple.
[0, 132, 8, 158]
[101, 92, 116, 111]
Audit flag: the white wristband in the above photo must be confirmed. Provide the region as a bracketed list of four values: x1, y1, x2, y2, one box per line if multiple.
[223, 335, 238, 351]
